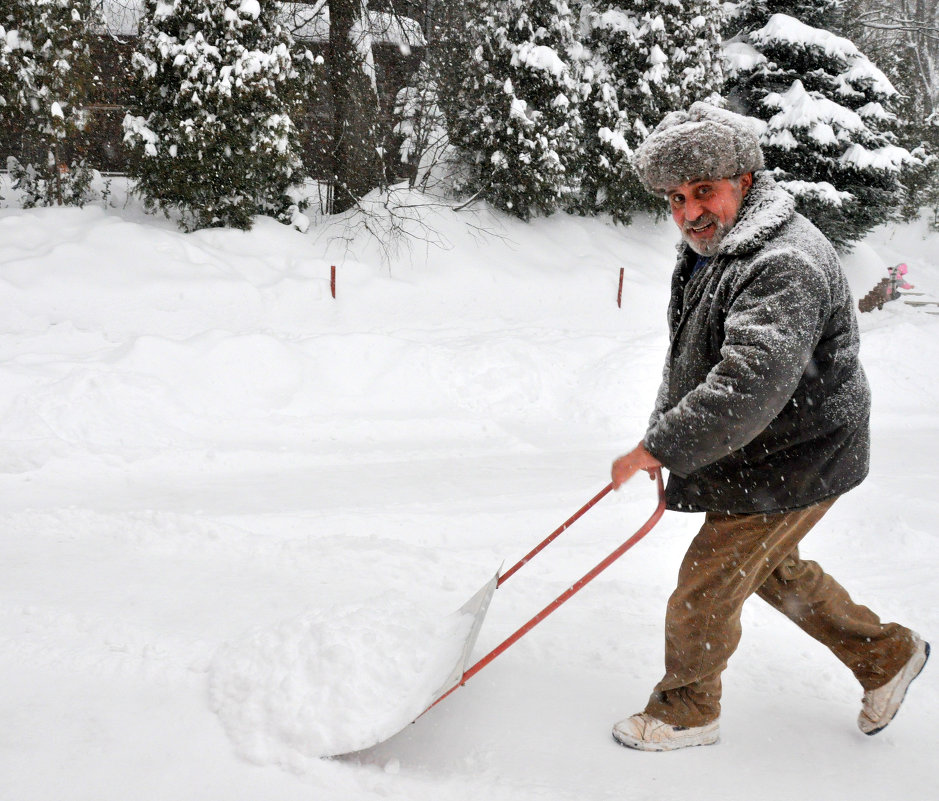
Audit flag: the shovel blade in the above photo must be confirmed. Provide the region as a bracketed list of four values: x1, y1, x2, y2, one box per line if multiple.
[428, 569, 499, 705]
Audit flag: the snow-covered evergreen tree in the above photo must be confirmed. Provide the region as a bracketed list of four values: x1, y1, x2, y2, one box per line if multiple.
[725, 9, 917, 248]
[615, 0, 724, 141]
[446, 0, 584, 220]
[123, 0, 307, 231]
[0, 0, 101, 207]
[575, 0, 724, 220]
[731, 0, 838, 33]
[0, 16, 14, 108]
[570, 11, 638, 222]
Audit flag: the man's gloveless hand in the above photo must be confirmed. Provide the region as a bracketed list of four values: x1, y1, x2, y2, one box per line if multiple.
[611, 442, 662, 490]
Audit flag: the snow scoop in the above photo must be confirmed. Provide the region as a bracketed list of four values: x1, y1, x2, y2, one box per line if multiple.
[420, 468, 666, 718]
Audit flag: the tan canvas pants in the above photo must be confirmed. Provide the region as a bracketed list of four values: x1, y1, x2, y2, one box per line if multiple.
[644, 497, 916, 727]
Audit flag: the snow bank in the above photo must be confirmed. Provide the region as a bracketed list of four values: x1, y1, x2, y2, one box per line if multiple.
[0, 186, 674, 474]
[208, 600, 475, 763]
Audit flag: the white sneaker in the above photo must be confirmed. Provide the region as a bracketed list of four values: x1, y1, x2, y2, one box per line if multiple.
[858, 634, 930, 735]
[612, 712, 719, 752]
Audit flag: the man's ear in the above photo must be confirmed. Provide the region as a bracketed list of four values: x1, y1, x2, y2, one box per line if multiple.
[740, 172, 753, 197]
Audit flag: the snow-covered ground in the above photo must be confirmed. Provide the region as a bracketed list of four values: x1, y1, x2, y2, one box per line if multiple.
[1, 180, 936, 800]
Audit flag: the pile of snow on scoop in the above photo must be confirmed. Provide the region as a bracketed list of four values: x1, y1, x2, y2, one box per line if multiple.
[207, 598, 475, 766]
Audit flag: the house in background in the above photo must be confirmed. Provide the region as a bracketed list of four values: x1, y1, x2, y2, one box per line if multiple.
[2, 0, 425, 177]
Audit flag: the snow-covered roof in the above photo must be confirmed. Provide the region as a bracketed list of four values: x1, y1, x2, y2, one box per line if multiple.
[98, 0, 425, 47]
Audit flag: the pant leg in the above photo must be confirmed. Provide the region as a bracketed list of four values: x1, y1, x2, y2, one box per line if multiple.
[756, 548, 915, 691]
[645, 499, 837, 727]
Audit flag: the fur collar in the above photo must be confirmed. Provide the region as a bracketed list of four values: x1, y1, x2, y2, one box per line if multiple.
[716, 171, 795, 256]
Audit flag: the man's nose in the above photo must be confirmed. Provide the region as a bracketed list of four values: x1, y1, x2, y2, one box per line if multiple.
[684, 197, 705, 221]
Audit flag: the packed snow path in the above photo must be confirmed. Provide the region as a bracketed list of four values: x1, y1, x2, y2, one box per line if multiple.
[1, 185, 936, 800]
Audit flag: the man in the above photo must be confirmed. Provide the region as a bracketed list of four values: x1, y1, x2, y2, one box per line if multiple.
[609, 102, 929, 752]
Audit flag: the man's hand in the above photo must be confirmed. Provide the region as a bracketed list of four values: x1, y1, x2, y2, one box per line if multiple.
[611, 442, 662, 490]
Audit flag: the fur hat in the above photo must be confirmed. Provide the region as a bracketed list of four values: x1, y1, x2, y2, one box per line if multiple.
[633, 102, 764, 194]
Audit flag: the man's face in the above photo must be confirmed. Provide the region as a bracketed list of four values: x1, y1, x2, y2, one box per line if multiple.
[666, 174, 752, 257]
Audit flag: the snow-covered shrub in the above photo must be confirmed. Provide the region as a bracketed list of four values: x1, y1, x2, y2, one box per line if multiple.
[123, 0, 307, 231]
[573, 0, 725, 221]
[569, 16, 638, 223]
[725, 10, 917, 249]
[444, 0, 585, 220]
[0, 0, 101, 207]
[613, 0, 725, 141]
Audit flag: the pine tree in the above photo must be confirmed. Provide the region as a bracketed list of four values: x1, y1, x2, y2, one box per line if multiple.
[570, 10, 639, 222]
[575, 0, 724, 221]
[725, 7, 917, 249]
[123, 0, 306, 231]
[445, 0, 584, 220]
[731, 0, 839, 33]
[617, 0, 725, 141]
[0, 0, 102, 207]
[0, 16, 13, 110]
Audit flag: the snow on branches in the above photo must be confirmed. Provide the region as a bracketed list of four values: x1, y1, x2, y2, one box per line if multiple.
[445, 0, 584, 220]
[726, 10, 918, 248]
[575, 0, 725, 221]
[123, 0, 309, 231]
[0, 0, 103, 206]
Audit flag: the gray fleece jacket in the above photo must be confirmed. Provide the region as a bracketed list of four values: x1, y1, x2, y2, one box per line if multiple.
[644, 172, 870, 514]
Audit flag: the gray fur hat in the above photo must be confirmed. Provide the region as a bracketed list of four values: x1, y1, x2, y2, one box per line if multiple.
[633, 102, 764, 194]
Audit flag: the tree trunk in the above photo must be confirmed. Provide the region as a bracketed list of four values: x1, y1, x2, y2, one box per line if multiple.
[328, 0, 384, 213]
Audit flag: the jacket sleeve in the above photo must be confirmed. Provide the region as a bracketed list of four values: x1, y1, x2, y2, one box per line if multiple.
[647, 359, 670, 430]
[644, 250, 830, 477]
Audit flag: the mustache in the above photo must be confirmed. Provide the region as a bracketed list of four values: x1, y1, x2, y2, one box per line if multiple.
[682, 213, 720, 234]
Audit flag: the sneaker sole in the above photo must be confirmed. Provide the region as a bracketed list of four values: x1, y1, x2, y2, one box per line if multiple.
[864, 640, 930, 736]
[611, 728, 720, 752]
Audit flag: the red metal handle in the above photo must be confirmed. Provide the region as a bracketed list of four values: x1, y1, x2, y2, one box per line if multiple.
[498, 481, 616, 585]
[427, 469, 666, 712]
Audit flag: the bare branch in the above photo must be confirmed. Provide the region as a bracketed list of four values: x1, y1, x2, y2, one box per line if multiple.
[451, 187, 486, 212]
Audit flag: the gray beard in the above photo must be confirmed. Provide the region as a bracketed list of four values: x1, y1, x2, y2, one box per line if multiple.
[681, 215, 735, 257]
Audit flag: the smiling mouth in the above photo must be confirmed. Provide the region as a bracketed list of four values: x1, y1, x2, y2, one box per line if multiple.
[687, 222, 715, 235]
